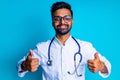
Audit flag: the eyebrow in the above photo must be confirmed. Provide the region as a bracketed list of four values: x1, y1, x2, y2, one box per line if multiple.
[53, 15, 71, 17]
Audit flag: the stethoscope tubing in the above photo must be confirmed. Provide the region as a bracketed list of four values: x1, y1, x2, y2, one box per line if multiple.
[47, 36, 82, 76]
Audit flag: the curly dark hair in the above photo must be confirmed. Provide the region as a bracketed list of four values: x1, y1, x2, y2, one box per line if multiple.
[51, 1, 73, 18]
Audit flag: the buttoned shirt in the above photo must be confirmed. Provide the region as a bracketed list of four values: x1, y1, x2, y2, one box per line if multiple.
[18, 36, 111, 80]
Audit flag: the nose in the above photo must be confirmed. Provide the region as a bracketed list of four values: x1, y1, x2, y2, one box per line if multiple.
[60, 18, 66, 24]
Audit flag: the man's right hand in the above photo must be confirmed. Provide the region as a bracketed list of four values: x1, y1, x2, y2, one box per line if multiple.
[21, 50, 39, 72]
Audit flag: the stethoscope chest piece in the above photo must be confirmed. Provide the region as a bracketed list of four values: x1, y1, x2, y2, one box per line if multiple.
[47, 59, 52, 66]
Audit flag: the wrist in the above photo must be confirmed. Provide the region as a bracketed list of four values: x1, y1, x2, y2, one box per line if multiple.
[100, 62, 104, 70]
[100, 61, 108, 73]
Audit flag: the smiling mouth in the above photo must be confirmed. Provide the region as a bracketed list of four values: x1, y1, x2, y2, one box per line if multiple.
[54, 24, 71, 35]
[57, 24, 68, 29]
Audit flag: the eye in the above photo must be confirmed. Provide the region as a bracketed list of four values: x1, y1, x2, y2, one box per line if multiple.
[64, 16, 72, 20]
[54, 17, 61, 21]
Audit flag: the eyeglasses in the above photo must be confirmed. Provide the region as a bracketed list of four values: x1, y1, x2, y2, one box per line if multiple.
[53, 15, 72, 22]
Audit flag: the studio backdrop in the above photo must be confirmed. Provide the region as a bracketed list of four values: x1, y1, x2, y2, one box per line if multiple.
[0, 0, 120, 80]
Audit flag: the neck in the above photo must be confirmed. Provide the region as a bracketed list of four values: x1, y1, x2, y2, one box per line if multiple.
[56, 33, 70, 45]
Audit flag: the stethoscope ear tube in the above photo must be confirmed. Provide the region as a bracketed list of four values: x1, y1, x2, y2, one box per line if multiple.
[67, 60, 82, 77]
[68, 52, 82, 77]
[68, 71, 82, 77]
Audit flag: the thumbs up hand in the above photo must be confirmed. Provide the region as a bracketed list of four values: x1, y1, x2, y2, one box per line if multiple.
[87, 52, 105, 73]
[21, 50, 39, 72]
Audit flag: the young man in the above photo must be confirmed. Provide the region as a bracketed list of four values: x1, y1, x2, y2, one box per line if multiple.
[18, 1, 111, 80]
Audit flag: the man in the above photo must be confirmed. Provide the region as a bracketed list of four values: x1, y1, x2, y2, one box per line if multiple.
[18, 1, 111, 80]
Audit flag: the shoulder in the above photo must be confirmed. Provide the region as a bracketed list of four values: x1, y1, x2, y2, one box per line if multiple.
[76, 38, 93, 47]
[36, 40, 51, 49]
[75, 38, 96, 52]
[75, 38, 97, 59]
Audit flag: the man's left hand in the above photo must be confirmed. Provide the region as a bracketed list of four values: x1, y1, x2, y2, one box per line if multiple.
[87, 52, 104, 73]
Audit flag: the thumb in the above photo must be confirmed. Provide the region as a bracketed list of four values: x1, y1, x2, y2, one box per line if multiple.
[94, 52, 100, 60]
[27, 49, 34, 60]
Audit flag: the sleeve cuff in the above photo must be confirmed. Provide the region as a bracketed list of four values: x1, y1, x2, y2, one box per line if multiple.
[17, 56, 28, 77]
[99, 56, 111, 78]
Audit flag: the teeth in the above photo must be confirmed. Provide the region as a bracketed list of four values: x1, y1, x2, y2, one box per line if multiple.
[60, 24, 67, 28]
[57, 24, 68, 29]
[61, 25, 66, 28]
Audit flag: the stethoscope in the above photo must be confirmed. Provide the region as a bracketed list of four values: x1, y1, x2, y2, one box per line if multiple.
[47, 36, 82, 77]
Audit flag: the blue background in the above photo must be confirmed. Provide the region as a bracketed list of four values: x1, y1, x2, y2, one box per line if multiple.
[0, 0, 120, 80]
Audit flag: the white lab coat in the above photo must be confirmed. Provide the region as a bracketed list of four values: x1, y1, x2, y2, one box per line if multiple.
[18, 36, 111, 80]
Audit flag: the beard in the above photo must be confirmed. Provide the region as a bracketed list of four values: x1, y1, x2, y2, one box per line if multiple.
[54, 24, 72, 35]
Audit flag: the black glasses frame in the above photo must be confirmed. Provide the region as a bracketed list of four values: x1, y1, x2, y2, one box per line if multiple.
[53, 15, 72, 22]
